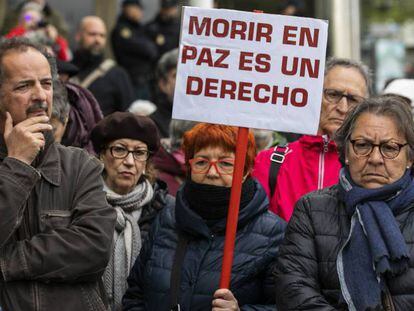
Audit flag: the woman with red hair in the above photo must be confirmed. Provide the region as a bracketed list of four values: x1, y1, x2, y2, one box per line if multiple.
[123, 123, 286, 310]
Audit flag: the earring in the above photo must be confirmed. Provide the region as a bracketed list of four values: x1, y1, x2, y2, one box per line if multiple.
[345, 159, 349, 165]
[407, 166, 411, 169]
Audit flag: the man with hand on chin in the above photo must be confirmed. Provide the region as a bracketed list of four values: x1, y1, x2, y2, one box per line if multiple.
[0, 37, 116, 311]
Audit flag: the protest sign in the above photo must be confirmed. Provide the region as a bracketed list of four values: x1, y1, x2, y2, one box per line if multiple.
[173, 7, 328, 135]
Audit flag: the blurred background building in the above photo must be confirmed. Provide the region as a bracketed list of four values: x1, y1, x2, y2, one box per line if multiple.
[1, 0, 413, 93]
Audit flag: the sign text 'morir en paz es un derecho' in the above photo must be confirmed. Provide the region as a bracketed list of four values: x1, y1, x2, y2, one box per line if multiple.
[172, 7, 329, 135]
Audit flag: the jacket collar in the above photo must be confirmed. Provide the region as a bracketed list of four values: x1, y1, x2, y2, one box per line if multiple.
[175, 180, 269, 238]
[299, 134, 337, 151]
[0, 131, 61, 186]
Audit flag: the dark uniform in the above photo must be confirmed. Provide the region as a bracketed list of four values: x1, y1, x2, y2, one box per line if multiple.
[71, 50, 135, 116]
[147, 13, 180, 59]
[111, 14, 159, 100]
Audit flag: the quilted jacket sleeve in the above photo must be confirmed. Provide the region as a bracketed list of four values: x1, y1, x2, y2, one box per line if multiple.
[274, 196, 338, 310]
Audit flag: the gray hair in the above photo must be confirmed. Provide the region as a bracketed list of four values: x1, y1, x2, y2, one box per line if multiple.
[156, 48, 178, 82]
[0, 37, 58, 87]
[169, 119, 197, 151]
[325, 57, 372, 95]
[335, 95, 414, 165]
[51, 81, 70, 124]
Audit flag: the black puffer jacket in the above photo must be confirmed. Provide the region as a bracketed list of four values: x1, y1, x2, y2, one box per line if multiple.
[274, 185, 414, 311]
[123, 180, 286, 310]
[138, 179, 174, 242]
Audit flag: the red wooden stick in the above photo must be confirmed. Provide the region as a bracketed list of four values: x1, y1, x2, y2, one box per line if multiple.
[219, 126, 249, 288]
[219, 9, 263, 289]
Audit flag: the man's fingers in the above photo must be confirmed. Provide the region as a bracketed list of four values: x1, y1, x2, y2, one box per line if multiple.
[26, 122, 53, 133]
[33, 132, 46, 141]
[19, 116, 50, 127]
[3, 112, 13, 138]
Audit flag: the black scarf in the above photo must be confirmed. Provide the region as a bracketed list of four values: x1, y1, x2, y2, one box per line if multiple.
[184, 177, 256, 220]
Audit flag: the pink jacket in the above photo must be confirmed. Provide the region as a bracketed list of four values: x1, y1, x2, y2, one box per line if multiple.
[252, 135, 341, 221]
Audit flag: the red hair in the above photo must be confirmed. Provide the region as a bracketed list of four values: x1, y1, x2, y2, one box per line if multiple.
[182, 123, 256, 175]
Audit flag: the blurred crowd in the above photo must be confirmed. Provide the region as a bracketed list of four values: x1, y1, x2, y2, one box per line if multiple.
[2, 0, 414, 310]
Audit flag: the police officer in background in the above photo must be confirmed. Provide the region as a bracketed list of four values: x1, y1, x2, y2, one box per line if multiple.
[147, 0, 180, 59]
[111, 0, 158, 100]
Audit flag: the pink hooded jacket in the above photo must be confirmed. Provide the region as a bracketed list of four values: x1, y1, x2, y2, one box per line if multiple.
[252, 135, 341, 221]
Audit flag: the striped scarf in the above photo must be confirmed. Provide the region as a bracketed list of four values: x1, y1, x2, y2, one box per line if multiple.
[103, 179, 154, 311]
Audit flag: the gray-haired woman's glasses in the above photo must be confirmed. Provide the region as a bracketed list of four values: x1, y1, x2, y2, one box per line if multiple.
[349, 139, 408, 159]
[109, 146, 150, 161]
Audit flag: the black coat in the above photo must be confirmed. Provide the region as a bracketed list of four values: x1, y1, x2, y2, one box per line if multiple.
[138, 179, 174, 243]
[147, 14, 180, 58]
[111, 15, 159, 87]
[274, 185, 414, 311]
[123, 180, 286, 310]
[72, 52, 135, 116]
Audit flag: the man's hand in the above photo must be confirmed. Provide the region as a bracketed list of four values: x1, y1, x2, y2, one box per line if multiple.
[212, 288, 240, 311]
[4, 112, 52, 165]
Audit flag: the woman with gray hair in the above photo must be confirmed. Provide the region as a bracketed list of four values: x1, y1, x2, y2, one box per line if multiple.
[274, 95, 414, 310]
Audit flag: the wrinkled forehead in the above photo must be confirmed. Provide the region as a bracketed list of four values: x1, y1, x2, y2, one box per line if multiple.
[324, 65, 368, 96]
[1, 48, 51, 80]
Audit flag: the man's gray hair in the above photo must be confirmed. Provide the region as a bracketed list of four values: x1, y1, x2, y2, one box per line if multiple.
[156, 48, 178, 82]
[335, 95, 414, 166]
[0, 37, 58, 87]
[325, 57, 372, 95]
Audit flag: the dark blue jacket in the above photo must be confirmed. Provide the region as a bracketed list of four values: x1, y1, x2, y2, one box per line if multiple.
[123, 180, 286, 310]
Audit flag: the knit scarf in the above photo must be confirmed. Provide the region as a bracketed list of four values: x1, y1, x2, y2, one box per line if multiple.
[184, 177, 256, 220]
[337, 168, 414, 311]
[102, 179, 154, 311]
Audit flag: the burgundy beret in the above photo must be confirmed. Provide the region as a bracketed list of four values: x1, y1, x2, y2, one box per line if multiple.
[91, 112, 160, 154]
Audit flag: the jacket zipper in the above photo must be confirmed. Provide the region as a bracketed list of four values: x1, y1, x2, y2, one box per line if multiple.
[318, 136, 329, 189]
[41, 211, 72, 218]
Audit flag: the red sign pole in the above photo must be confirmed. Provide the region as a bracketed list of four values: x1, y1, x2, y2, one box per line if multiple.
[219, 126, 249, 288]
[219, 9, 262, 290]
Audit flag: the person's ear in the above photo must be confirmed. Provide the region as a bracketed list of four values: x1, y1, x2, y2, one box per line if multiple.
[158, 78, 167, 94]
[99, 151, 105, 162]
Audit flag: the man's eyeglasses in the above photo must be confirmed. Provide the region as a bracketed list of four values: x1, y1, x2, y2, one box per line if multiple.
[324, 88, 365, 107]
[108, 146, 150, 162]
[349, 139, 408, 159]
[189, 157, 235, 175]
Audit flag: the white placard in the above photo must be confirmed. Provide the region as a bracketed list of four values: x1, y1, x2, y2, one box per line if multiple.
[172, 7, 328, 135]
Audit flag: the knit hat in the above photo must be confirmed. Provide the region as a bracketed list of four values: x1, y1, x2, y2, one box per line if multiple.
[91, 112, 160, 154]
